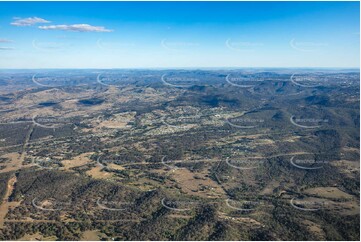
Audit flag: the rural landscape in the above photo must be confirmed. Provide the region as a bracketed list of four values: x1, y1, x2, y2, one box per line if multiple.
[0, 1, 359, 241]
[0, 69, 359, 240]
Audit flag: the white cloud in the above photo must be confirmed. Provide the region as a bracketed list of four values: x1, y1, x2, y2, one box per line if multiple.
[38, 24, 113, 32]
[0, 47, 15, 50]
[0, 38, 13, 43]
[11, 17, 50, 26]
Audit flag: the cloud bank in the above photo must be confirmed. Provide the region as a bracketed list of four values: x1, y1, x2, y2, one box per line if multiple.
[0, 47, 15, 50]
[38, 24, 113, 32]
[0, 39, 13, 43]
[11, 17, 50, 26]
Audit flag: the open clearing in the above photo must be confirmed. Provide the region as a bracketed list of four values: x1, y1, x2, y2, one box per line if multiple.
[61, 152, 93, 170]
[303, 187, 354, 199]
[171, 168, 226, 198]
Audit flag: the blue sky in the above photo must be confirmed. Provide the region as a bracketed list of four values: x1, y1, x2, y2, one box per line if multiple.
[0, 1, 359, 68]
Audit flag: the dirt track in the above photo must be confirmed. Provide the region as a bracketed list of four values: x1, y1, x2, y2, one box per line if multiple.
[0, 175, 19, 228]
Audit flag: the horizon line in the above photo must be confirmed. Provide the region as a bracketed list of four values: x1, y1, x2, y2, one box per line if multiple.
[0, 67, 359, 70]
